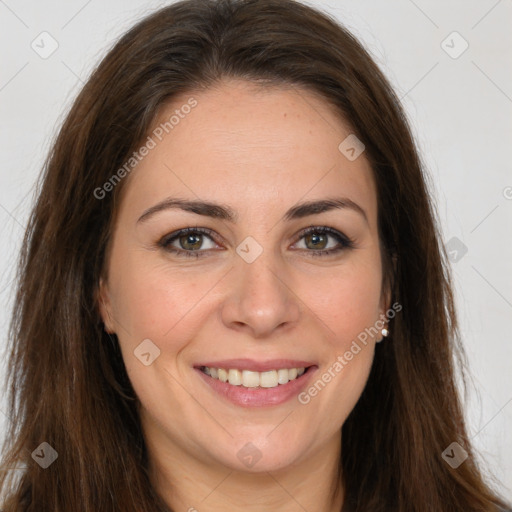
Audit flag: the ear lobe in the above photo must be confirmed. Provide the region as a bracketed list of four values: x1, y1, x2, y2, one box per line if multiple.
[97, 277, 115, 334]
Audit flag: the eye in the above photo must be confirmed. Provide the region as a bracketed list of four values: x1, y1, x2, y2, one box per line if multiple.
[158, 225, 354, 259]
[292, 226, 354, 256]
[159, 227, 220, 258]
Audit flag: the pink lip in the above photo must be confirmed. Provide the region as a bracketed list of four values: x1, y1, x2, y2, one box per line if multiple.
[194, 358, 316, 372]
[194, 365, 318, 408]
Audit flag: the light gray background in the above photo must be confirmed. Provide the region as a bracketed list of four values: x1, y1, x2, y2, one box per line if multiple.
[1, 0, 511, 499]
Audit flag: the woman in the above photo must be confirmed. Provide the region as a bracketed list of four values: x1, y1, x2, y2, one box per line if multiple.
[0, 0, 509, 510]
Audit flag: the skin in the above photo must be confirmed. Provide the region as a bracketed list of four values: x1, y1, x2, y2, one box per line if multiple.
[99, 79, 391, 512]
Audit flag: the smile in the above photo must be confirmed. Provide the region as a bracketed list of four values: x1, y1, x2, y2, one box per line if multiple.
[194, 363, 317, 407]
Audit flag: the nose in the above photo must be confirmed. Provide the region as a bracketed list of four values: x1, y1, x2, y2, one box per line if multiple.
[220, 253, 301, 338]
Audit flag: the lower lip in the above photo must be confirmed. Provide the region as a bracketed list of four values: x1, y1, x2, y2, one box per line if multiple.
[194, 367, 317, 407]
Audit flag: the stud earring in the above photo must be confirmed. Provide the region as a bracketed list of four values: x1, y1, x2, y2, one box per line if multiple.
[377, 327, 389, 343]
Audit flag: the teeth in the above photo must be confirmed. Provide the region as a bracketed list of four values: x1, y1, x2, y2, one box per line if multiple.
[242, 370, 260, 388]
[228, 369, 242, 386]
[260, 370, 278, 388]
[277, 368, 289, 384]
[201, 366, 307, 388]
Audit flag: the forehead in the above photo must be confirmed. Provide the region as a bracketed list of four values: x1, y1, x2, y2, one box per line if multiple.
[118, 79, 377, 226]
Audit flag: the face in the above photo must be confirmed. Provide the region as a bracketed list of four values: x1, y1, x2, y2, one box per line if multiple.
[99, 79, 390, 475]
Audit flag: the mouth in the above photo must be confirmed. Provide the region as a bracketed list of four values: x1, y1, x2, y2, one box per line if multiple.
[193, 360, 318, 407]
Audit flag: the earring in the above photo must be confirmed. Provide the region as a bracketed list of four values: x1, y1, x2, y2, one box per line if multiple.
[377, 328, 389, 343]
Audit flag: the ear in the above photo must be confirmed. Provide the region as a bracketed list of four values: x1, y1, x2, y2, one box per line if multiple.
[97, 277, 116, 334]
[379, 282, 392, 317]
[379, 253, 397, 315]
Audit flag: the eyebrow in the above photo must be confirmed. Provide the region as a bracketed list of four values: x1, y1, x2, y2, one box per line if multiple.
[137, 196, 368, 225]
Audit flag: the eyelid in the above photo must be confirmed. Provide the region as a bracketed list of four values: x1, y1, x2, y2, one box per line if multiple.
[294, 225, 352, 243]
[159, 226, 221, 250]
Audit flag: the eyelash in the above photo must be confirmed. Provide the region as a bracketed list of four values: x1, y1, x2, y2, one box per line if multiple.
[158, 226, 355, 259]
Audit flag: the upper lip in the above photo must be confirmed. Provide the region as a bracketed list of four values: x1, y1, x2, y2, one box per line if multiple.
[194, 358, 317, 372]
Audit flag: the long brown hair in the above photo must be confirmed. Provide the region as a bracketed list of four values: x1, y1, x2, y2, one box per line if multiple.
[1, 0, 509, 510]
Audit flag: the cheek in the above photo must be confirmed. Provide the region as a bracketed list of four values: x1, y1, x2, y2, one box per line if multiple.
[107, 250, 220, 357]
[106, 258, 218, 410]
[300, 278, 378, 425]
[303, 260, 383, 345]
[295, 259, 382, 413]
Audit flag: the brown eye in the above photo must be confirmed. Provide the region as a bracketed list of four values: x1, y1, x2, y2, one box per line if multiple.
[159, 227, 220, 259]
[178, 233, 204, 251]
[293, 226, 355, 257]
[304, 232, 328, 250]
